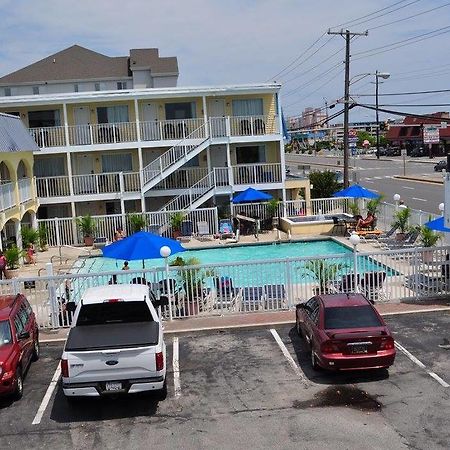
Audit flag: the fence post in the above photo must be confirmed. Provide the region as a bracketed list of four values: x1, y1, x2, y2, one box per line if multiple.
[12, 279, 19, 294]
[55, 217, 61, 247]
[285, 259, 293, 309]
[46, 263, 59, 329]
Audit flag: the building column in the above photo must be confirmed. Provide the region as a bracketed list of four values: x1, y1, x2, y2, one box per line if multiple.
[202, 95, 209, 137]
[276, 93, 287, 214]
[14, 220, 22, 252]
[226, 142, 233, 202]
[135, 99, 146, 212]
[62, 103, 70, 147]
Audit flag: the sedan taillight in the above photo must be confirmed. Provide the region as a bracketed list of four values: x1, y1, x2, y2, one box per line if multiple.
[380, 337, 395, 350]
[155, 352, 164, 371]
[321, 341, 338, 354]
[61, 359, 69, 378]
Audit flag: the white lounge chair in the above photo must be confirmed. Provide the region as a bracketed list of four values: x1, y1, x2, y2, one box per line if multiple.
[196, 221, 212, 240]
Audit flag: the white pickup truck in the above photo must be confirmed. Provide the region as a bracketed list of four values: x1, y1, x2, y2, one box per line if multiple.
[61, 284, 167, 399]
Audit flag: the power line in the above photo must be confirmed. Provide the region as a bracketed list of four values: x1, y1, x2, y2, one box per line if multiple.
[356, 103, 450, 122]
[353, 88, 450, 97]
[368, 2, 450, 31]
[353, 25, 450, 60]
[330, 0, 415, 29]
[370, 103, 450, 107]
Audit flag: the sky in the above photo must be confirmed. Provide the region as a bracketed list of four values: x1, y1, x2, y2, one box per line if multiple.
[1, 0, 450, 123]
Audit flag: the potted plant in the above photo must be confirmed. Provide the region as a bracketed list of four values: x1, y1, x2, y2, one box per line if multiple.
[5, 245, 24, 278]
[76, 214, 96, 246]
[302, 259, 347, 295]
[170, 212, 185, 239]
[392, 207, 411, 240]
[348, 201, 361, 218]
[170, 256, 214, 315]
[21, 226, 39, 249]
[266, 199, 280, 229]
[127, 213, 148, 233]
[38, 224, 48, 251]
[366, 196, 383, 217]
[419, 225, 440, 263]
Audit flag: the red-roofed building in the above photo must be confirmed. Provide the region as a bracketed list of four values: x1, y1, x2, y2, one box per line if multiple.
[386, 112, 450, 156]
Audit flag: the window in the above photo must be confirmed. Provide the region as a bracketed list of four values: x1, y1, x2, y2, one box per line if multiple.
[28, 110, 61, 128]
[74, 84, 79, 92]
[4, 87, 11, 96]
[77, 301, 153, 326]
[117, 81, 127, 90]
[0, 320, 12, 346]
[232, 98, 264, 116]
[101, 153, 133, 172]
[13, 315, 24, 335]
[32, 86, 40, 95]
[97, 105, 129, 123]
[95, 83, 101, 91]
[165, 102, 196, 120]
[34, 156, 65, 177]
[236, 145, 266, 164]
[18, 305, 29, 328]
[324, 306, 382, 330]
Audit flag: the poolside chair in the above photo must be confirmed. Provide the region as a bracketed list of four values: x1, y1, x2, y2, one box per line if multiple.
[329, 273, 360, 293]
[239, 286, 265, 311]
[381, 228, 420, 250]
[332, 216, 346, 236]
[263, 284, 287, 310]
[219, 219, 235, 239]
[196, 221, 212, 241]
[405, 273, 449, 296]
[148, 224, 162, 235]
[360, 271, 387, 303]
[178, 220, 193, 242]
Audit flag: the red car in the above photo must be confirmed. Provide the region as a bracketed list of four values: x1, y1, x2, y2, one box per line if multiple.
[0, 294, 39, 399]
[295, 293, 396, 371]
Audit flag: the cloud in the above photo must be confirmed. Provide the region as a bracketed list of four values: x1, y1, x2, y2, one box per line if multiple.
[1, 0, 449, 119]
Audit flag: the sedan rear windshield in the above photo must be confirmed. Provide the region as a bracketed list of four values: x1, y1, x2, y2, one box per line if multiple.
[324, 306, 382, 329]
[77, 301, 153, 326]
[0, 320, 12, 346]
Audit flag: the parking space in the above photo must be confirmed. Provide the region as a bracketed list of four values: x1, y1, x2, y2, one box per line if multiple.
[0, 312, 448, 449]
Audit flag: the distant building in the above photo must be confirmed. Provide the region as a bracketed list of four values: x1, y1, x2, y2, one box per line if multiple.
[386, 112, 450, 156]
[0, 45, 179, 96]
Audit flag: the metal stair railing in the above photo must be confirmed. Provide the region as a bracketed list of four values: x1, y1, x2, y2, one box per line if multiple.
[141, 122, 208, 188]
[160, 171, 215, 212]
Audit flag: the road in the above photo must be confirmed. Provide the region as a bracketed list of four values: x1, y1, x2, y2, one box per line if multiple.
[1, 312, 449, 449]
[285, 153, 445, 213]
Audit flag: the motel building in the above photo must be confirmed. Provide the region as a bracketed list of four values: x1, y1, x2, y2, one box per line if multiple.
[0, 45, 309, 242]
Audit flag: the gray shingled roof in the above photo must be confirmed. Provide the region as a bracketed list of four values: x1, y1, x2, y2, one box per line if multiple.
[0, 45, 178, 85]
[0, 113, 40, 152]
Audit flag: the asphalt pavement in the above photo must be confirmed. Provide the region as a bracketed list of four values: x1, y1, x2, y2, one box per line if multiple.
[1, 311, 449, 450]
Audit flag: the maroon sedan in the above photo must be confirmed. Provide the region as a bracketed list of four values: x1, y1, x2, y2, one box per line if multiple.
[295, 293, 396, 371]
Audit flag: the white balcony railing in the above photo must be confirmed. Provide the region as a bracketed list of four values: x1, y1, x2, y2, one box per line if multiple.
[0, 182, 16, 211]
[233, 163, 282, 185]
[18, 178, 33, 203]
[36, 176, 71, 198]
[30, 115, 280, 149]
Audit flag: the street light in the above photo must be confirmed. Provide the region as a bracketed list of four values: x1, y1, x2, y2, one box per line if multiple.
[393, 193, 401, 210]
[349, 232, 361, 292]
[375, 71, 390, 160]
[439, 202, 445, 216]
[160, 245, 173, 321]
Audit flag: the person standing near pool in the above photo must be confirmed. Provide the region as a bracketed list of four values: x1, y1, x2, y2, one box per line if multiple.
[0, 251, 6, 279]
[122, 261, 130, 270]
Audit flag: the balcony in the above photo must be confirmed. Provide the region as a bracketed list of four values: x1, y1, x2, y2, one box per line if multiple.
[18, 178, 33, 203]
[29, 116, 280, 149]
[0, 182, 16, 211]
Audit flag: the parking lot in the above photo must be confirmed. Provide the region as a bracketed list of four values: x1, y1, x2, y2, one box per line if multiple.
[0, 311, 449, 450]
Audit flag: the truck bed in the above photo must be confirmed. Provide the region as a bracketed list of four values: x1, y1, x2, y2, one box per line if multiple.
[65, 321, 160, 351]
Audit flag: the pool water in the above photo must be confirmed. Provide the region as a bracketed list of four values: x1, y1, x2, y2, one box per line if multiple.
[83, 240, 351, 273]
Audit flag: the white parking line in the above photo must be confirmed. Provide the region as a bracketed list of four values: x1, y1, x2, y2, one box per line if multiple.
[270, 329, 307, 383]
[172, 337, 181, 398]
[395, 341, 449, 388]
[364, 180, 375, 184]
[32, 364, 61, 425]
[412, 197, 427, 202]
[403, 186, 414, 190]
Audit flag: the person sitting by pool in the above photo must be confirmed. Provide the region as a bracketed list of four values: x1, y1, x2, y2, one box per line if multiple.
[356, 212, 375, 230]
[122, 261, 130, 270]
[114, 227, 126, 241]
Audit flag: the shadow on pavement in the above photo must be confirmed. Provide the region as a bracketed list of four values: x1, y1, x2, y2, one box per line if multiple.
[50, 384, 161, 423]
[288, 327, 390, 385]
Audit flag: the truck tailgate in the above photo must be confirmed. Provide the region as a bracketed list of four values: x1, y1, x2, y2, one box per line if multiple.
[65, 321, 159, 351]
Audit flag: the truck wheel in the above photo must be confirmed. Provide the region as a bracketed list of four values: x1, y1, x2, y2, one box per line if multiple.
[31, 338, 40, 362]
[13, 368, 23, 400]
[155, 379, 167, 401]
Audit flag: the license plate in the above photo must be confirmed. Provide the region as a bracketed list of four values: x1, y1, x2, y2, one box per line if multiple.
[105, 381, 122, 391]
[350, 344, 368, 354]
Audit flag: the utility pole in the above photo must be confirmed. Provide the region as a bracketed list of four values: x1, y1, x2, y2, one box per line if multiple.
[328, 29, 368, 187]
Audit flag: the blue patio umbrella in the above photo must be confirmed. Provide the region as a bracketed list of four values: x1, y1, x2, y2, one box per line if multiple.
[333, 184, 380, 199]
[232, 187, 273, 203]
[424, 216, 450, 233]
[102, 231, 185, 263]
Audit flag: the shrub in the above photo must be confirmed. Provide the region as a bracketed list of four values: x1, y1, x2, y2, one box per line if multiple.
[5, 245, 24, 270]
[21, 227, 39, 249]
[419, 225, 440, 247]
[392, 207, 411, 234]
[127, 213, 148, 233]
[76, 215, 96, 237]
[309, 170, 342, 199]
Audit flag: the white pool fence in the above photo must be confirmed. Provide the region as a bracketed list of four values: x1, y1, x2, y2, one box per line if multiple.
[1, 244, 449, 329]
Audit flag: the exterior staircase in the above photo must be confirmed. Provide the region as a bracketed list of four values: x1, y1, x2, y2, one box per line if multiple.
[141, 122, 210, 193]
